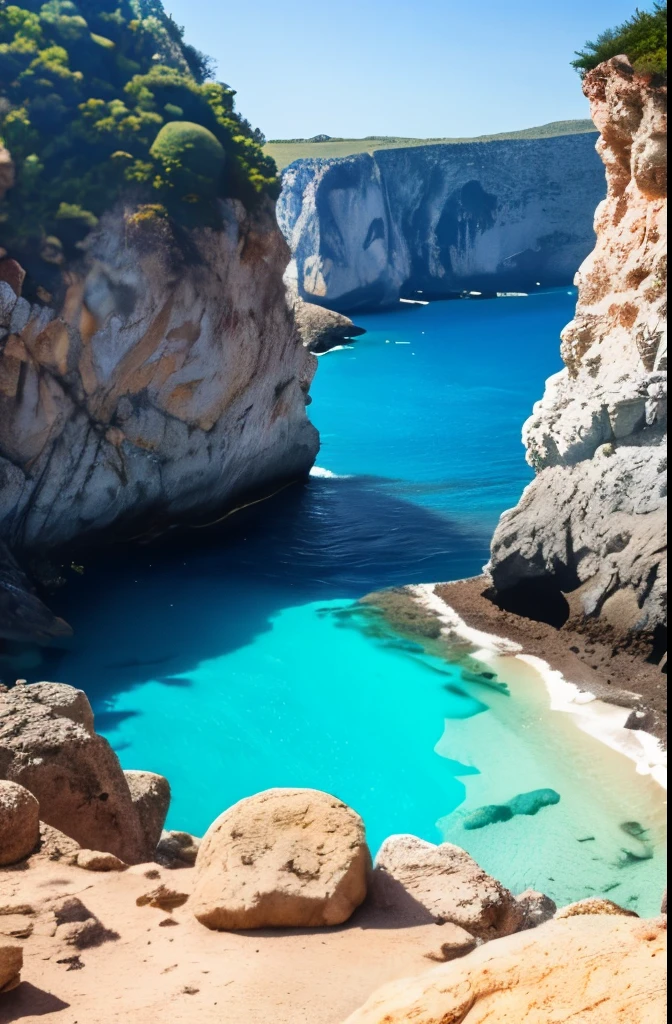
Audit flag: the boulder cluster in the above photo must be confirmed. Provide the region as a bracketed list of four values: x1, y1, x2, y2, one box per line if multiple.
[0, 681, 667, 1018]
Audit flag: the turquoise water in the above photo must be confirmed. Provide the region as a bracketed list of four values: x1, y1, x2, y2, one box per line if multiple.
[17, 289, 665, 912]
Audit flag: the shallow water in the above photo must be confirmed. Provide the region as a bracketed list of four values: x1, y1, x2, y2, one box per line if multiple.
[12, 289, 666, 913]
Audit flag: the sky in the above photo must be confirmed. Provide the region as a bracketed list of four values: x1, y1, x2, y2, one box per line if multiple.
[164, 0, 643, 140]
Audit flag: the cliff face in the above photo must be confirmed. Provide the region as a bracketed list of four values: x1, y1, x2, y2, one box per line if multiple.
[0, 198, 319, 557]
[489, 59, 667, 652]
[278, 133, 605, 313]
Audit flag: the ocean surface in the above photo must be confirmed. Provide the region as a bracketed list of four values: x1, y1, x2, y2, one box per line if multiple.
[16, 289, 665, 913]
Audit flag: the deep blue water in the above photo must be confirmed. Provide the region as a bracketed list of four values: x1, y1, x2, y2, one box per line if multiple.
[17, 289, 667, 912]
[37, 289, 571, 840]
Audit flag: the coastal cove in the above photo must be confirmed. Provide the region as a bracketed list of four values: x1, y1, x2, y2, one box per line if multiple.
[8, 290, 666, 915]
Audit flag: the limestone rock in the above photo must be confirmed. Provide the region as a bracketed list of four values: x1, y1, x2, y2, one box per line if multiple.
[0, 200, 319, 582]
[0, 943, 22, 993]
[191, 788, 371, 930]
[124, 770, 171, 855]
[278, 132, 604, 313]
[489, 59, 667, 647]
[294, 301, 366, 353]
[515, 889, 557, 930]
[35, 822, 81, 864]
[0, 682, 150, 864]
[0, 780, 40, 866]
[136, 884, 190, 912]
[370, 835, 522, 940]
[343, 915, 667, 1024]
[75, 850, 127, 872]
[156, 830, 201, 868]
[555, 896, 639, 919]
[0, 541, 72, 645]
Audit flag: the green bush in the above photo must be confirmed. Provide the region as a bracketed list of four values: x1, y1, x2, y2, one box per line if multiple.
[572, 2, 667, 77]
[0, 0, 278, 295]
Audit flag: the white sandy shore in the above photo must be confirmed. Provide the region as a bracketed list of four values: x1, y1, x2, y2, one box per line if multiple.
[408, 583, 668, 792]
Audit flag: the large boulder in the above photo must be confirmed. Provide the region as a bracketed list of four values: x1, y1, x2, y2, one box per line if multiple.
[343, 915, 667, 1024]
[0, 683, 149, 864]
[370, 835, 522, 940]
[124, 770, 171, 855]
[191, 788, 371, 929]
[0, 780, 39, 866]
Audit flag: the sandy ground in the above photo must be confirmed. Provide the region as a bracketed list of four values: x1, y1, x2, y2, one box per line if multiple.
[434, 577, 667, 742]
[0, 857, 449, 1024]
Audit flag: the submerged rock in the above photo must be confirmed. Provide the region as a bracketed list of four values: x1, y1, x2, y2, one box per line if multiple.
[342, 914, 667, 1024]
[0, 682, 155, 864]
[370, 834, 522, 940]
[0, 780, 39, 866]
[462, 804, 514, 830]
[508, 788, 561, 816]
[191, 788, 371, 930]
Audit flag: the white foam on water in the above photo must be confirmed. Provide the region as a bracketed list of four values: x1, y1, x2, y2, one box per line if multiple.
[309, 466, 351, 479]
[409, 583, 667, 791]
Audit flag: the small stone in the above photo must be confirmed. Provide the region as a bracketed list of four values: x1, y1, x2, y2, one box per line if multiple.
[555, 897, 639, 919]
[515, 889, 557, 930]
[76, 849, 128, 872]
[136, 885, 189, 913]
[0, 944, 23, 993]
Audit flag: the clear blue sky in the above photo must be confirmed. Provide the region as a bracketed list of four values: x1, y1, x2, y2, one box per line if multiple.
[164, 0, 642, 139]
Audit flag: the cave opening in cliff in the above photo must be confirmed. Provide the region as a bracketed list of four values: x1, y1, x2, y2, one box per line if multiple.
[490, 578, 571, 630]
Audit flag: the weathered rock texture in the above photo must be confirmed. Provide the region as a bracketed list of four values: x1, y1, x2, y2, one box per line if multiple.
[124, 770, 171, 855]
[278, 132, 604, 313]
[191, 788, 371, 929]
[371, 835, 522, 940]
[343, 914, 667, 1024]
[0, 197, 319, 564]
[0, 682, 166, 864]
[489, 59, 667, 652]
[0, 943, 22, 993]
[0, 780, 39, 866]
[294, 301, 366, 353]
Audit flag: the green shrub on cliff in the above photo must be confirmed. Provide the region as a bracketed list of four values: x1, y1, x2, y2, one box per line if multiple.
[0, 0, 277, 287]
[572, 3, 667, 77]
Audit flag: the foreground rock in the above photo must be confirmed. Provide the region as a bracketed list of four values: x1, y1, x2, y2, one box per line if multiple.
[0, 781, 39, 866]
[191, 788, 371, 929]
[124, 771, 172, 855]
[0, 682, 168, 864]
[0, 943, 22, 993]
[343, 914, 667, 1023]
[489, 58, 667, 653]
[370, 835, 523, 940]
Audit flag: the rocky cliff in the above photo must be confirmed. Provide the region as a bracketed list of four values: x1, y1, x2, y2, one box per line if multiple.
[0, 197, 319, 561]
[489, 58, 667, 655]
[278, 132, 605, 313]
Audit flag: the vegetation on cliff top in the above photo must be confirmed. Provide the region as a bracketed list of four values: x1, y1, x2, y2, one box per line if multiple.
[0, 0, 278, 283]
[572, 2, 667, 77]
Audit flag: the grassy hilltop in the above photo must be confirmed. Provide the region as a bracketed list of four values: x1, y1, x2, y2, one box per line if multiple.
[264, 119, 597, 171]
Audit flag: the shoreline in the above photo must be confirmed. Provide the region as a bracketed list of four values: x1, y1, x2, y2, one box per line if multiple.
[364, 577, 667, 790]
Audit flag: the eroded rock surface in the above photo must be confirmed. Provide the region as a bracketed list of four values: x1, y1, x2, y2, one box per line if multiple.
[191, 788, 371, 929]
[490, 59, 667, 651]
[0, 780, 39, 867]
[0, 682, 155, 864]
[370, 835, 522, 940]
[124, 770, 171, 856]
[343, 914, 667, 1024]
[0, 198, 319, 580]
[278, 132, 604, 312]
